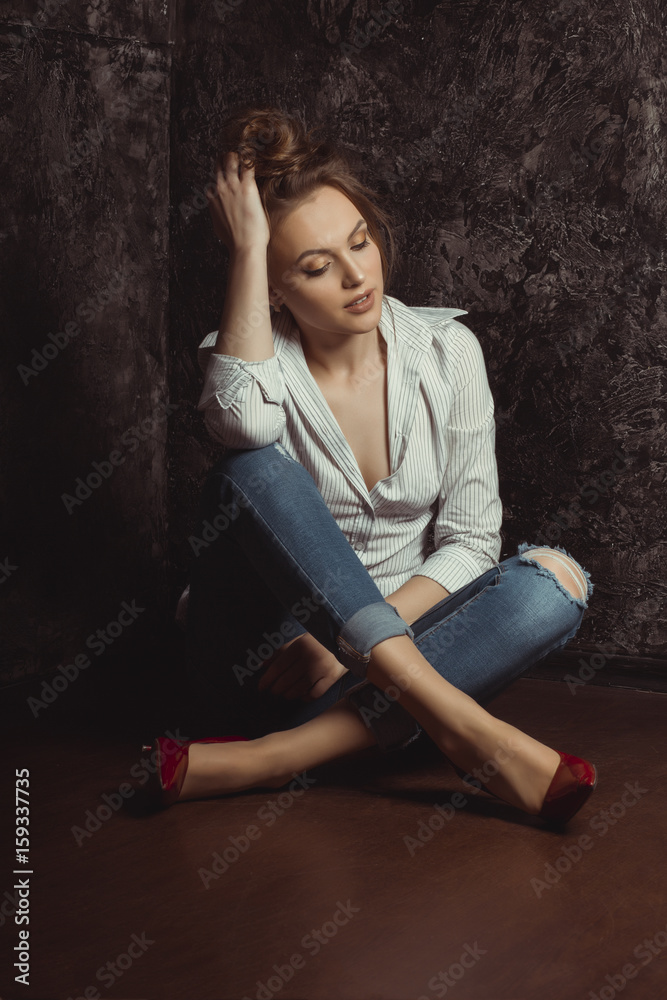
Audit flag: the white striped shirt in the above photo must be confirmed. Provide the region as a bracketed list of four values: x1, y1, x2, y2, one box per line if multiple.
[196, 293, 503, 598]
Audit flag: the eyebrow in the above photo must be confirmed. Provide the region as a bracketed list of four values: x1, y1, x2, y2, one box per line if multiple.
[294, 219, 367, 264]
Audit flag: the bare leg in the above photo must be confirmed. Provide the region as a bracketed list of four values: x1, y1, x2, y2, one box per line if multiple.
[366, 634, 560, 813]
[180, 699, 376, 800]
[181, 634, 559, 813]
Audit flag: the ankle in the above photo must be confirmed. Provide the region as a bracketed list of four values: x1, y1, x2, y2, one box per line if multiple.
[252, 733, 292, 788]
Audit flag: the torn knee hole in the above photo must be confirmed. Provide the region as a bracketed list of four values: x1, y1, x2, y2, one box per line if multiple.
[522, 548, 588, 601]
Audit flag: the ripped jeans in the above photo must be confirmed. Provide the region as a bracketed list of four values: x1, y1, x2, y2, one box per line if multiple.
[185, 442, 593, 751]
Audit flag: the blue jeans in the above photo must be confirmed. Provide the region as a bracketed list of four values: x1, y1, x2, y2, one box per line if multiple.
[186, 442, 593, 751]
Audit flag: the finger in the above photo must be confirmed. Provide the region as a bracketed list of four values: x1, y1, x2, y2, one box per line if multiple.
[238, 158, 256, 182]
[300, 665, 347, 701]
[299, 676, 334, 701]
[210, 166, 227, 198]
[256, 642, 299, 692]
[217, 151, 240, 184]
[268, 657, 311, 698]
[261, 634, 301, 667]
[282, 676, 323, 701]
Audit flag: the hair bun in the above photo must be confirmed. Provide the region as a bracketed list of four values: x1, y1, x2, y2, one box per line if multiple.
[217, 106, 332, 180]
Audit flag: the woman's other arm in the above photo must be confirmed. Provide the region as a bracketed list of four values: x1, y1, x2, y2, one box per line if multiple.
[415, 320, 503, 593]
[386, 321, 502, 623]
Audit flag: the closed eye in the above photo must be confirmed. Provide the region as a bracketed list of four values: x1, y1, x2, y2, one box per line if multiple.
[302, 238, 370, 277]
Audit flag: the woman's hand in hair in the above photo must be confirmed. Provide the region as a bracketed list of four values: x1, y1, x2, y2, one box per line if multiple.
[257, 632, 349, 701]
[207, 151, 270, 253]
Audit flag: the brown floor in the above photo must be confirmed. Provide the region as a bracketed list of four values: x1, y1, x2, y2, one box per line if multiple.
[2, 677, 667, 1000]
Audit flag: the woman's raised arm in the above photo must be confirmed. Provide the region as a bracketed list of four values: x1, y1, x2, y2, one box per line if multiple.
[197, 153, 286, 449]
[207, 151, 274, 362]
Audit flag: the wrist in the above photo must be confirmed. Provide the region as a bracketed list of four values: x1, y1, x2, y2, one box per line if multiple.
[384, 594, 412, 626]
[230, 243, 268, 262]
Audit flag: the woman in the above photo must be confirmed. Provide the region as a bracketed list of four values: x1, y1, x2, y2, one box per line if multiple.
[148, 105, 596, 822]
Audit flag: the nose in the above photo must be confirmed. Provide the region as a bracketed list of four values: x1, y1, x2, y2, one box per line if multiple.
[341, 254, 365, 286]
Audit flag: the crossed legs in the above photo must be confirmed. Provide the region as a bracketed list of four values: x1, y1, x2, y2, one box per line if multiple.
[181, 548, 588, 815]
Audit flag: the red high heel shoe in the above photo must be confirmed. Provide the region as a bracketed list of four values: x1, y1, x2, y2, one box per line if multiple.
[451, 751, 597, 824]
[537, 752, 597, 823]
[141, 736, 249, 807]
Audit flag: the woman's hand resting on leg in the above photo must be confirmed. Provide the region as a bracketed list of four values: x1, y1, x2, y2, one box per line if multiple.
[257, 633, 349, 700]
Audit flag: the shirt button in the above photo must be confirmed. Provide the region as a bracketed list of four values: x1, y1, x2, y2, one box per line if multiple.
[353, 542, 365, 552]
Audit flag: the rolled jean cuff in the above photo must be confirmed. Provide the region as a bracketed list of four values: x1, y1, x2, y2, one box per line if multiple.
[335, 602, 414, 678]
[345, 680, 422, 752]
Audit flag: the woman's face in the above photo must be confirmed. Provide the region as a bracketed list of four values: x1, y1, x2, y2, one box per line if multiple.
[266, 185, 384, 339]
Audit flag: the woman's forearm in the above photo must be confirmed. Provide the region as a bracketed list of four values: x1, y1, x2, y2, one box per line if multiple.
[385, 575, 450, 626]
[214, 245, 275, 362]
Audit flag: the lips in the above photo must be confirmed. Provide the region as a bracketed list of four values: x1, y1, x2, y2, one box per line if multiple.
[345, 289, 372, 306]
[344, 289, 375, 312]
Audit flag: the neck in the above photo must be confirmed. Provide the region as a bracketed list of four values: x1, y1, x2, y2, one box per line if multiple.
[298, 324, 386, 379]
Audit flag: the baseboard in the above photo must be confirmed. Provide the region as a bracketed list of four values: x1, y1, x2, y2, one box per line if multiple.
[526, 647, 667, 694]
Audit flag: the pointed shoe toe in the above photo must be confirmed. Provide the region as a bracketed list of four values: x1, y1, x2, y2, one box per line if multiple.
[538, 751, 598, 825]
[141, 735, 249, 809]
[449, 750, 598, 825]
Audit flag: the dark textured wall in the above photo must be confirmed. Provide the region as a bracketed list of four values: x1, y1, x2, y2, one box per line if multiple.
[2, 0, 665, 694]
[1, 3, 173, 688]
[169, 0, 666, 668]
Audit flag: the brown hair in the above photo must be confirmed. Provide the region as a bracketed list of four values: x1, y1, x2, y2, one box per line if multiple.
[215, 104, 397, 290]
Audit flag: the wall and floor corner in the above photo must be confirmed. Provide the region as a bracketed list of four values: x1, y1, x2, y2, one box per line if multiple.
[1, 1, 665, 716]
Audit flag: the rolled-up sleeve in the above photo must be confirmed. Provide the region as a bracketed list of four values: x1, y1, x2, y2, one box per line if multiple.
[417, 322, 503, 594]
[197, 332, 286, 449]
